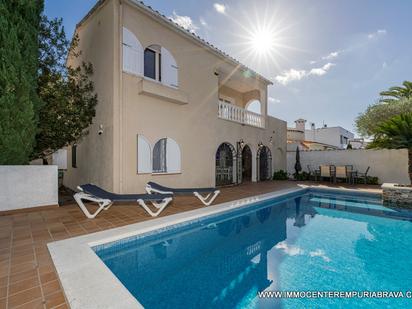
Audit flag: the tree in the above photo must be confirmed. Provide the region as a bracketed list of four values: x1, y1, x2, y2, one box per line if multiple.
[32, 17, 97, 159]
[356, 81, 412, 137]
[368, 113, 412, 184]
[356, 97, 412, 137]
[368, 113, 412, 149]
[0, 0, 43, 164]
[379, 81, 412, 103]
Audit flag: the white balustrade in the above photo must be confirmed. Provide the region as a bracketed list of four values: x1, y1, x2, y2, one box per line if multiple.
[218, 100, 265, 128]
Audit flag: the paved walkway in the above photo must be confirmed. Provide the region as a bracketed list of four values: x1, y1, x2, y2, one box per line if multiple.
[0, 181, 381, 309]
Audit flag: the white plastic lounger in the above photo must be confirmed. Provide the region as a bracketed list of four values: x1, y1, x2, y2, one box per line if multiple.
[145, 181, 220, 206]
[74, 184, 173, 219]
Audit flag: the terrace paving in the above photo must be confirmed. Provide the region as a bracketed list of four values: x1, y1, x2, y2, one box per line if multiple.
[0, 181, 381, 308]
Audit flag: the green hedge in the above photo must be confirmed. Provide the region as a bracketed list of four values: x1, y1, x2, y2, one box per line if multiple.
[273, 170, 288, 180]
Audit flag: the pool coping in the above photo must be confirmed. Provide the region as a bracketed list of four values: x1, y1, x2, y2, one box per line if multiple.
[47, 186, 380, 309]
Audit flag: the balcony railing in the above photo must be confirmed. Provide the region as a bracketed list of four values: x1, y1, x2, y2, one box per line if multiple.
[218, 100, 265, 128]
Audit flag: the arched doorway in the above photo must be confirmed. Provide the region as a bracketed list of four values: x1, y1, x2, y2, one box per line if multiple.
[241, 145, 252, 182]
[216, 143, 236, 186]
[257, 146, 272, 181]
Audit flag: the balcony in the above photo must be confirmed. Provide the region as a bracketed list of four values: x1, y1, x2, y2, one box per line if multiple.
[218, 100, 265, 128]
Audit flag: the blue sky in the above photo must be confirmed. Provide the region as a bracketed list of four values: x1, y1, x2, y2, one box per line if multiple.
[45, 0, 412, 135]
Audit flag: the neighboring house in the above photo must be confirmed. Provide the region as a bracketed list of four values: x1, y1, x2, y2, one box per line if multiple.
[305, 124, 354, 149]
[287, 119, 339, 151]
[63, 0, 287, 193]
[287, 140, 338, 152]
[287, 118, 354, 151]
[348, 138, 369, 149]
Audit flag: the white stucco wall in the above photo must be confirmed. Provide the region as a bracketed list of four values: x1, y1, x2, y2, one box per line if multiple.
[52, 149, 68, 170]
[0, 166, 58, 211]
[287, 149, 410, 184]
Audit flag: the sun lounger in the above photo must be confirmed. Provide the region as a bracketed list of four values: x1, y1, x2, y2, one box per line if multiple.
[145, 181, 220, 206]
[74, 184, 173, 219]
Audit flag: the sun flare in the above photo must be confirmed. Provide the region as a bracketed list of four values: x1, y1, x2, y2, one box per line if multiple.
[249, 28, 277, 55]
[223, 2, 297, 73]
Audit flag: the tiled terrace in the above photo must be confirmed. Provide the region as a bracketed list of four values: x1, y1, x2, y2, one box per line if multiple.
[0, 181, 381, 309]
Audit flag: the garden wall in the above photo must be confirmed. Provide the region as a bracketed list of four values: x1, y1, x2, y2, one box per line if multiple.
[286, 148, 410, 184]
[0, 166, 58, 211]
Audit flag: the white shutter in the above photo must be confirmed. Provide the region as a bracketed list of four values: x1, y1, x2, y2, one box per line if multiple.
[137, 135, 152, 173]
[166, 138, 181, 173]
[123, 27, 143, 76]
[161, 47, 178, 88]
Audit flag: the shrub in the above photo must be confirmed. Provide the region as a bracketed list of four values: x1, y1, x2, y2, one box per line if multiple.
[366, 176, 379, 185]
[354, 176, 379, 185]
[295, 171, 310, 181]
[273, 170, 288, 180]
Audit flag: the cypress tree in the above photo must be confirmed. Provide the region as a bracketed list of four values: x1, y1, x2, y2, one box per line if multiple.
[0, 0, 43, 164]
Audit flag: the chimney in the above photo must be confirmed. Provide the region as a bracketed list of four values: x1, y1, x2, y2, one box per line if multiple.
[294, 119, 306, 131]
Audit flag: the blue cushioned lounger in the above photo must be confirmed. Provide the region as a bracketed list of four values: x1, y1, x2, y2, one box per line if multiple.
[145, 181, 220, 206]
[74, 184, 173, 219]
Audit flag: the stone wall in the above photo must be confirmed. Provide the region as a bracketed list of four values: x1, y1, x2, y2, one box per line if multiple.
[382, 183, 412, 208]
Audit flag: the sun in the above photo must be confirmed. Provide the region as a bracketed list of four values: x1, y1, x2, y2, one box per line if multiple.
[225, 1, 297, 71]
[249, 28, 276, 55]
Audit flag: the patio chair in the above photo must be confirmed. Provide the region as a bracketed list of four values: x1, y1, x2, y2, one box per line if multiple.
[74, 184, 173, 219]
[320, 165, 335, 183]
[335, 166, 349, 183]
[345, 165, 353, 171]
[146, 181, 220, 206]
[345, 165, 355, 184]
[307, 165, 320, 181]
[354, 166, 370, 184]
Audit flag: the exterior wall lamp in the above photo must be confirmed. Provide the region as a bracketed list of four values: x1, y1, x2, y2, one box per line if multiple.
[98, 124, 104, 135]
[269, 130, 275, 145]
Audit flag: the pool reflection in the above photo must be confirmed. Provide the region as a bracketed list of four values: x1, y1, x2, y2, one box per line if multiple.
[97, 196, 321, 308]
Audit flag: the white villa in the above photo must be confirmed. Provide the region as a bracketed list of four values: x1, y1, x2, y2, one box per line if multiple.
[287, 118, 354, 151]
[62, 0, 287, 194]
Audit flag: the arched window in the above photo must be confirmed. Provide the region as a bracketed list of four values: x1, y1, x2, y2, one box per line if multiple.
[144, 44, 178, 88]
[123, 27, 143, 76]
[152, 138, 181, 173]
[245, 100, 261, 114]
[137, 135, 151, 173]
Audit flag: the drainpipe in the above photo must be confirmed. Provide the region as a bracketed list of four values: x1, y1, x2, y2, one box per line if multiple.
[118, 0, 124, 193]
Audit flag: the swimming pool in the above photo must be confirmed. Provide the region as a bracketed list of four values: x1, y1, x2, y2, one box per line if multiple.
[93, 189, 412, 308]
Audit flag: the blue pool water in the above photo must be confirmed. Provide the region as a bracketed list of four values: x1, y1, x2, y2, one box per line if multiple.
[94, 189, 412, 308]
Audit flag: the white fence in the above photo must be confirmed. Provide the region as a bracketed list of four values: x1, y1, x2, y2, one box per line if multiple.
[218, 100, 265, 128]
[286, 149, 410, 184]
[0, 166, 58, 211]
